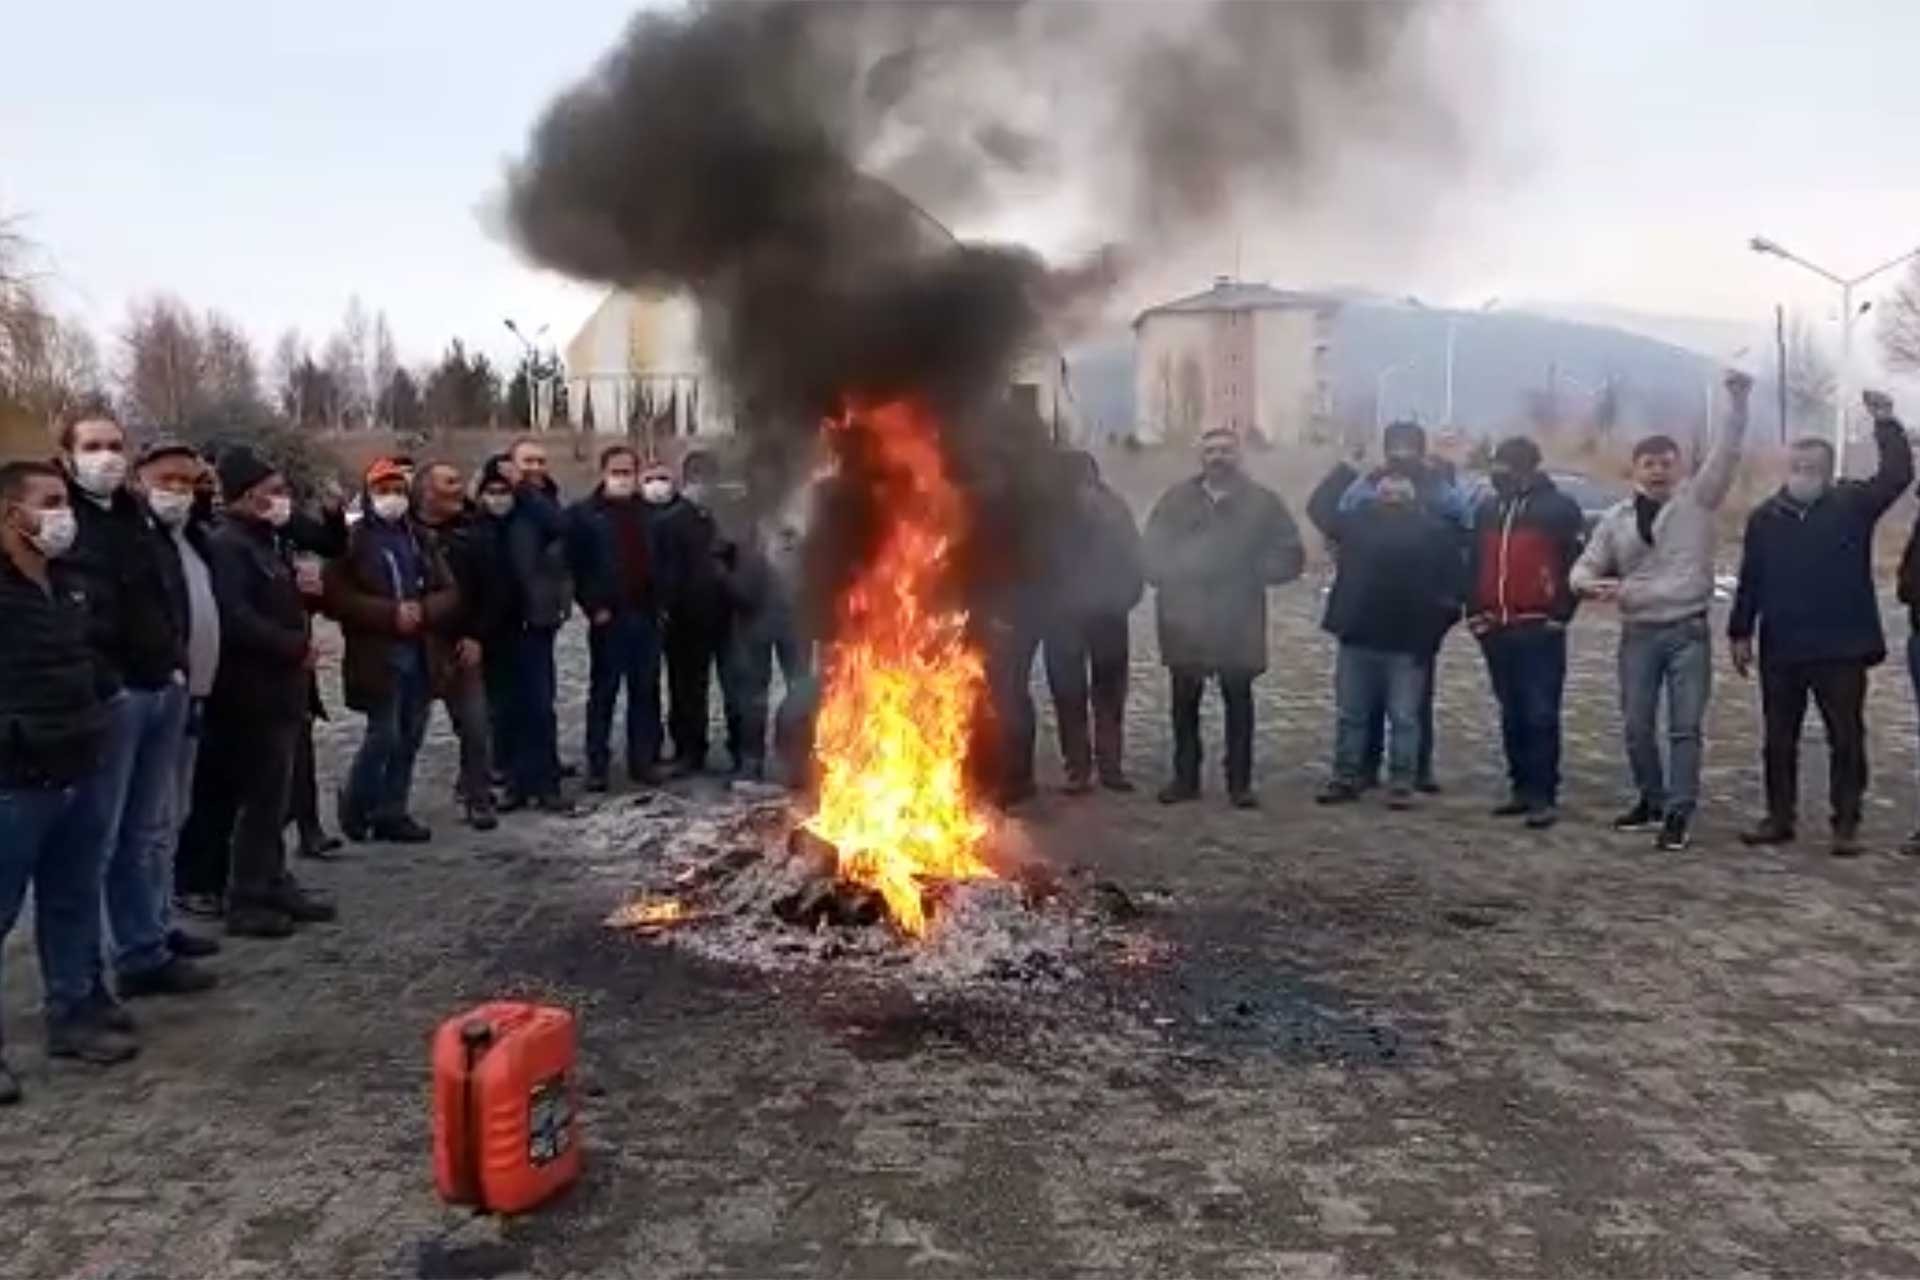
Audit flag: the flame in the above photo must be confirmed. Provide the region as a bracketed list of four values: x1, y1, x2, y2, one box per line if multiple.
[605, 897, 690, 930]
[802, 399, 997, 936]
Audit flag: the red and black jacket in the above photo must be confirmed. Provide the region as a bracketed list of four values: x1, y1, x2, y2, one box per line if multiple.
[1468, 475, 1586, 629]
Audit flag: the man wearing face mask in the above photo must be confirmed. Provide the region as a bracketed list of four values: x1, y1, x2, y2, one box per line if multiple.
[500, 437, 573, 812]
[655, 450, 738, 775]
[473, 455, 520, 784]
[324, 458, 457, 844]
[0, 461, 129, 1096]
[1731, 391, 1913, 857]
[192, 448, 336, 937]
[1143, 425, 1305, 809]
[565, 446, 667, 791]
[60, 411, 219, 1015]
[1573, 371, 1752, 852]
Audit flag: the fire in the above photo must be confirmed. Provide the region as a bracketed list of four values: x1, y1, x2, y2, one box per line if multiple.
[802, 399, 997, 936]
[605, 897, 690, 930]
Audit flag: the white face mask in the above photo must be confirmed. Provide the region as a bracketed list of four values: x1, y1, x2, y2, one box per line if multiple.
[603, 475, 636, 500]
[370, 493, 411, 523]
[480, 492, 514, 518]
[73, 451, 129, 497]
[264, 495, 294, 527]
[28, 506, 78, 558]
[640, 479, 674, 505]
[147, 489, 194, 528]
[681, 481, 710, 508]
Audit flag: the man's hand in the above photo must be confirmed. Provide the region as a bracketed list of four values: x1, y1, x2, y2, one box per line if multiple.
[455, 638, 482, 668]
[396, 601, 423, 636]
[1580, 577, 1622, 602]
[1730, 636, 1753, 679]
[1725, 369, 1753, 402]
[1863, 389, 1895, 423]
[591, 609, 613, 628]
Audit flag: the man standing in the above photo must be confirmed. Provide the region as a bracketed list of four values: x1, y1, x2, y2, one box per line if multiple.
[416, 461, 505, 830]
[1467, 437, 1586, 829]
[201, 449, 336, 936]
[656, 450, 736, 775]
[723, 468, 817, 786]
[1042, 450, 1143, 794]
[1573, 370, 1752, 850]
[501, 437, 573, 812]
[473, 455, 519, 783]
[325, 458, 457, 843]
[61, 412, 217, 1009]
[1309, 466, 1466, 808]
[0, 461, 129, 1099]
[1143, 426, 1304, 809]
[567, 446, 666, 791]
[1730, 391, 1913, 857]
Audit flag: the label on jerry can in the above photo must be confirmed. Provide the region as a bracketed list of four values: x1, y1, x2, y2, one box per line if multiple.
[527, 1075, 574, 1166]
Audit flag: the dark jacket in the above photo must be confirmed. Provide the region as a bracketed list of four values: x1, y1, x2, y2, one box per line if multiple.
[655, 496, 731, 630]
[1467, 475, 1586, 630]
[505, 481, 573, 631]
[1313, 499, 1466, 656]
[66, 482, 188, 692]
[0, 558, 112, 788]
[1053, 482, 1145, 622]
[1736, 415, 1913, 666]
[206, 515, 310, 719]
[420, 504, 510, 642]
[566, 488, 663, 619]
[1143, 473, 1305, 674]
[322, 517, 460, 711]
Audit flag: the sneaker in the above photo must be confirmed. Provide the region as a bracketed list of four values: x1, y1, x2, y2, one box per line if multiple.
[1157, 782, 1200, 805]
[1316, 779, 1361, 805]
[0, 1058, 19, 1105]
[1099, 772, 1136, 794]
[174, 892, 225, 920]
[1386, 786, 1416, 811]
[1655, 811, 1692, 852]
[1228, 790, 1260, 811]
[46, 1018, 138, 1066]
[167, 928, 222, 959]
[370, 816, 432, 844]
[1739, 818, 1796, 847]
[1611, 800, 1664, 832]
[118, 957, 219, 999]
[1831, 825, 1864, 859]
[1524, 804, 1560, 830]
[1491, 796, 1532, 818]
[226, 903, 295, 939]
[270, 880, 338, 924]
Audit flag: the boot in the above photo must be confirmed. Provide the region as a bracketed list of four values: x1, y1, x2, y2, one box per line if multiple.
[46, 1017, 139, 1065]
[370, 816, 432, 844]
[270, 878, 338, 924]
[226, 903, 296, 939]
[167, 928, 222, 959]
[118, 957, 219, 999]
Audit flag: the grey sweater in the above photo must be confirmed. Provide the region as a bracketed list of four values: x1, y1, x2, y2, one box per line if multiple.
[1570, 397, 1749, 625]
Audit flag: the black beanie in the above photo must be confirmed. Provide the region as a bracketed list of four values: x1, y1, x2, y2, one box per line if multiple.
[1382, 420, 1427, 456]
[477, 453, 514, 493]
[216, 447, 278, 502]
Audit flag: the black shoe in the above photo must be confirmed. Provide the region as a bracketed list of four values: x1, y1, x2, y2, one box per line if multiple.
[371, 816, 432, 844]
[1739, 818, 1795, 847]
[1386, 786, 1416, 811]
[118, 957, 219, 999]
[558, 762, 580, 780]
[1524, 804, 1559, 830]
[1611, 799, 1663, 832]
[1901, 830, 1920, 857]
[226, 904, 296, 939]
[167, 928, 222, 958]
[630, 763, 668, 786]
[0, 1058, 19, 1105]
[1228, 790, 1259, 811]
[1061, 774, 1094, 796]
[270, 880, 338, 924]
[533, 793, 575, 816]
[585, 773, 610, 794]
[46, 1018, 138, 1065]
[1099, 772, 1135, 794]
[336, 799, 370, 844]
[1355, 775, 1381, 794]
[82, 990, 136, 1033]
[1316, 779, 1361, 805]
[1831, 825, 1864, 859]
[1656, 810, 1692, 852]
[299, 828, 346, 859]
[1414, 778, 1443, 795]
[1158, 782, 1200, 805]
[1491, 796, 1532, 817]
[174, 892, 225, 920]
[498, 791, 528, 814]
[465, 801, 499, 833]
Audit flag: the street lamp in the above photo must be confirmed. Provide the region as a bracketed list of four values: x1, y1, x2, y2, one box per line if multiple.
[1374, 359, 1417, 432]
[504, 318, 553, 431]
[1406, 295, 1498, 427]
[1748, 236, 1920, 468]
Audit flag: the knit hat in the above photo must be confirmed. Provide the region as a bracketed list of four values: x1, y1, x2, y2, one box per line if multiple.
[136, 437, 200, 467]
[476, 453, 514, 493]
[1382, 420, 1427, 456]
[216, 447, 279, 502]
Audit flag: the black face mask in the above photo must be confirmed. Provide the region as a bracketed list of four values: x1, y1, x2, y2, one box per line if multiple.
[1491, 472, 1523, 499]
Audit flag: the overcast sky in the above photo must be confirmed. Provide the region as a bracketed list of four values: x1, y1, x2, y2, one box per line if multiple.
[4, 0, 1917, 376]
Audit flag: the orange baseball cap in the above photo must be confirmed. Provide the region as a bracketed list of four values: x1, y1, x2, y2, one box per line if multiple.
[366, 457, 410, 486]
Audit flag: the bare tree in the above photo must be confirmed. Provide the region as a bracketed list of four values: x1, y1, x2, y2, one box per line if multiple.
[203, 311, 262, 411]
[270, 328, 306, 421]
[371, 310, 398, 429]
[1785, 314, 1837, 435]
[120, 296, 207, 426]
[320, 296, 373, 429]
[1878, 258, 1920, 374]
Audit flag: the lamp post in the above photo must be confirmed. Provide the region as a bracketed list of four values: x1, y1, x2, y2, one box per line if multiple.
[1406, 295, 1498, 427]
[1374, 359, 1416, 432]
[504, 318, 552, 431]
[1748, 236, 1919, 469]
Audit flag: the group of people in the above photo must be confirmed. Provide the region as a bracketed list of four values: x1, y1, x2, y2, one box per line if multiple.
[6, 373, 1919, 1105]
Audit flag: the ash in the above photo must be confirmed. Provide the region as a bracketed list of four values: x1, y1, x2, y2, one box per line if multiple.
[573, 791, 1129, 991]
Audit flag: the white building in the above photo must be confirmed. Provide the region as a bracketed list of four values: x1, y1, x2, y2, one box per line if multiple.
[1132, 278, 1337, 446]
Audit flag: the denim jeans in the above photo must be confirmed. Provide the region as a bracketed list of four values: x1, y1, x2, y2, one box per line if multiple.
[343, 654, 432, 826]
[89, 683, 192, 983]
[0, 783, 114, 1039]
[1619, 615, 1712, 815]
[585, 610, 663, 779]
[511, 626, 561, 799]
[1479, 625, 1568, 806]
[726, 604, 813, 776]
[1360, 654, 1437, 787]
[1333, 645, 1428, 788]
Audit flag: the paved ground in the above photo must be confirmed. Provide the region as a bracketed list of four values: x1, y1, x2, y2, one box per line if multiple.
[7, 584, 1920, 1279]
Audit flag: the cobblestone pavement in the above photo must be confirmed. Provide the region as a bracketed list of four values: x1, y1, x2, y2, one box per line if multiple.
[7, 585, 1920, 1278]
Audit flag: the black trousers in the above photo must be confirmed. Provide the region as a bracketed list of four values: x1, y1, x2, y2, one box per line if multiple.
[177, 699, 299, 904]
[986, 621, 1044, 793]
[1760, 658, 1869, 830]
[287, 714, 321, 834]
[1044, 613, 1131, 781]
[665, 614, 734, 767]
[1169, 667, 1256, 794]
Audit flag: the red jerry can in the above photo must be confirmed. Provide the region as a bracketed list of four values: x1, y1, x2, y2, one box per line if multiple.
[432, 1001, 583, 1215]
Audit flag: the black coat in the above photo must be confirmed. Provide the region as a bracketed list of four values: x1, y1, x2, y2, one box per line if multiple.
[421, 504, 511, 641]
[1314, 502, 1466, 656]
[66, 483, 188, 692]
[505, 482, 573, 631]
[1734, 416, 1913, 666]
[566, 489, 665, 619]
[206, 515, 310, 719]
[1143, 473, 1304, 674]
[0, 558, 112, 788]
[1052, 483, 1145, 623]
[655, 497, 731, 631]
